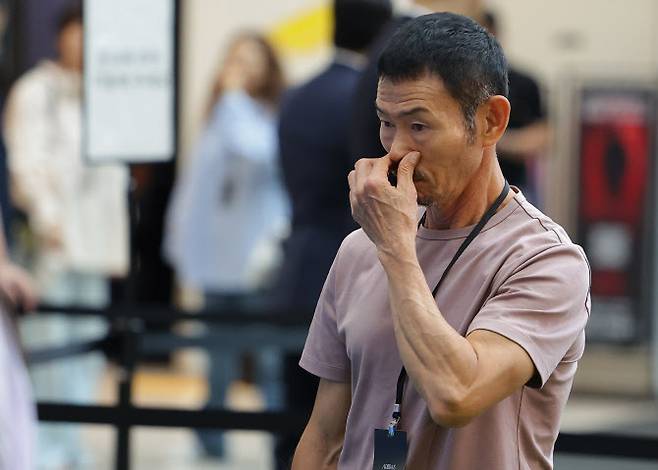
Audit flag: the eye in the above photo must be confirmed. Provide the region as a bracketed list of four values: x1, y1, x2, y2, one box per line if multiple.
[380, 120, 394, 128]
[411, 123, 426, 132]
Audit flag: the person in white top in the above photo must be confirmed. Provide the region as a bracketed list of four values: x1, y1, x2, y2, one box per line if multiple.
[3, 6, 129, 469]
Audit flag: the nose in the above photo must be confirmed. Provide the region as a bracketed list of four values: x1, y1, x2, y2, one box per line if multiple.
[388, 132, 415, 163]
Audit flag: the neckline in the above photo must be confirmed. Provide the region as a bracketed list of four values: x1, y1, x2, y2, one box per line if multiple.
[416, 187, 524, 240]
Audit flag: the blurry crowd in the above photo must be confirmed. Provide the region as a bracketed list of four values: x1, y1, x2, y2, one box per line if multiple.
[0, 1, 549, 469]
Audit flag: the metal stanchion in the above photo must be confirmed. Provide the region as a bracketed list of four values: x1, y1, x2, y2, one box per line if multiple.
[115, 318, 142, 470]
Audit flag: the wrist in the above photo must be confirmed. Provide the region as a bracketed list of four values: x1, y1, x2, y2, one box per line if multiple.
[377, 242, 417, 270]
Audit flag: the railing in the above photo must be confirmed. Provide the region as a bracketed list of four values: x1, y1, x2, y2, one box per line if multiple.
[23, 303, 658, 470]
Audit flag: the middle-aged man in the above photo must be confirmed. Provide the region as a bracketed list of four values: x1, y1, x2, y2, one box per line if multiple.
[292, 13, 590, 470]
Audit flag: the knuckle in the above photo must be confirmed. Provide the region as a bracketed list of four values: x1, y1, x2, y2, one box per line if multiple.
[355, 157, 376, 169]
[363, 177, 380, 193]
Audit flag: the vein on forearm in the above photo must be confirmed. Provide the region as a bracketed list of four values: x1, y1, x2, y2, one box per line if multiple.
[382, 254, 478, 409]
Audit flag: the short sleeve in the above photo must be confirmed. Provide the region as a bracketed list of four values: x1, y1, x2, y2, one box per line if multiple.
[299, 251, 351, 382]
[467, 243, 590, 388]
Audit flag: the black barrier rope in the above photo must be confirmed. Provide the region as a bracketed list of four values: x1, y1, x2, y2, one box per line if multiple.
[35, 404, 658, 460]
[26, 336, 110, 365]
[34, 302, 313, 326]
[37, 403, 309, 432]
[38, 403, 658, 460]
[26, 327, 309, 364]
[23, 302, 658, 469]
[556, 432, 658, 460]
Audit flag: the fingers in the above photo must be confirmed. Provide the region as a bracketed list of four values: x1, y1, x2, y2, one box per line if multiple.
[350, 158, 384, 224]
[16, 277, 38, 311]
[396, 151, 421, 192]
[0, 267, 39, 312]
[353, 158, 377, 189]
[1, 280, 20, 309]
[352, 156, 391, 192]
[370, 155, 392, 178]
[348, 170, 357, 216]
[15, 270, 38, 311]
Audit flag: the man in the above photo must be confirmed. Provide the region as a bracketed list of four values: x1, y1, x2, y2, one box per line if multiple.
[4, 5, 128, 468]
[293, 13, 589, 470]
[274, 1, 392, 467]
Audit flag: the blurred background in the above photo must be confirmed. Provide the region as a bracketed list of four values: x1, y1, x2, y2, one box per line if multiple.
[0, 0, 657, 469]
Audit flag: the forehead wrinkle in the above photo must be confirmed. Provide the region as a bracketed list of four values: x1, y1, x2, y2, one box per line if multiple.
[377, 79, 461, 124]
[376, 104, 433, 120]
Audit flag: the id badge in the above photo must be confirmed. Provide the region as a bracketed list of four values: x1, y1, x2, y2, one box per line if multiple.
[373, 428, 408, 470]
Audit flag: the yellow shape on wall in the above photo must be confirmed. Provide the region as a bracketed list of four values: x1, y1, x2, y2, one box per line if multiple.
[268, 4, 332, 56]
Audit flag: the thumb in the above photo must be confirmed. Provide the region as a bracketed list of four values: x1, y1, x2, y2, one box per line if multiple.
[396, 151, 420, 190]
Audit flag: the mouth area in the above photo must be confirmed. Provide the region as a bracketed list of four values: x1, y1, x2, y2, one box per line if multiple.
[387, 163, 423, 186]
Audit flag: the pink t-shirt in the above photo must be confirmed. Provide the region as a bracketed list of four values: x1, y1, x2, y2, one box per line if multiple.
[300, 190, 590, 470]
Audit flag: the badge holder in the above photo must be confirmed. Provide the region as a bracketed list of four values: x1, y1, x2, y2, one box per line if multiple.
[373, 404, 408, 470]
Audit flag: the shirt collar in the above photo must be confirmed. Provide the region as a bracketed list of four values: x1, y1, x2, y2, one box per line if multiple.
[333, 48, 367, 71]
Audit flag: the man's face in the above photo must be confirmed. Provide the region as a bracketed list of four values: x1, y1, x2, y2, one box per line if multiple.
[376, 73, 483, 209]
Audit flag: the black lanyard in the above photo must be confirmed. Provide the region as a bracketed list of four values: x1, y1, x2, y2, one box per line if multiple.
[388, 180, 510, 436]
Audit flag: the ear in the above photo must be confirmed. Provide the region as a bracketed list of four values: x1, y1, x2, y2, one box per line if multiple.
[477, 95, 510, 147]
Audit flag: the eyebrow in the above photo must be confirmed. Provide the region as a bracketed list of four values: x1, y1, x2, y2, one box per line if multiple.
[375, 104, 432, 119]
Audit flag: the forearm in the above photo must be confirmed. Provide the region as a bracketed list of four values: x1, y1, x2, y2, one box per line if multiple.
[8, 169, 59, 232]
[292, 424, 342, 470]
[379, 249, 479, 426]
[497, 122, 549, 159]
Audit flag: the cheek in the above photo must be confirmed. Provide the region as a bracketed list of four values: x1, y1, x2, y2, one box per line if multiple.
[379, 126, 393, 152]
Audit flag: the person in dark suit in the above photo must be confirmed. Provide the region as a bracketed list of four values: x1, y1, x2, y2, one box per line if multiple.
[273, 1, 392, 467]
[276, 0, 392, 311]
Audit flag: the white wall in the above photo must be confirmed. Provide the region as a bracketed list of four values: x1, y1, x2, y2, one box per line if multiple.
[487, 0, 658, 84]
